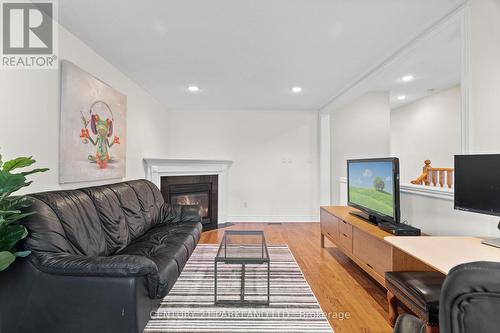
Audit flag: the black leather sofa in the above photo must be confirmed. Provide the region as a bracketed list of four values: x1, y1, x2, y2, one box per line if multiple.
[0, 180, 202, 333]
[394, 261, 500, 333]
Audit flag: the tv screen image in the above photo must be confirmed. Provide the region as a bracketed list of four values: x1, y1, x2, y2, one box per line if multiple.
[347, 158, 400, 223]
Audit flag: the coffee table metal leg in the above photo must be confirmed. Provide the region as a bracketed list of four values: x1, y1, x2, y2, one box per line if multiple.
[241, 264, 245, 301]
[214, 261, 218, 304]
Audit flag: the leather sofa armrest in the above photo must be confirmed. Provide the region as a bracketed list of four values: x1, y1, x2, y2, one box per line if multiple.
[393, 314, 425, 333]
[31, 252, 158, 278]
[180, 205, 203, 222]
[440, 261, 500, 333]
[160, 203, 202, 223]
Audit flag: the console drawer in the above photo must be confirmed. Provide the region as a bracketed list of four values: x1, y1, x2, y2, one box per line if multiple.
[353, 228, 392, 277]
[337, 220, 353, 254]
[338, 219, 352, 238]
[320, 210, 339, 243]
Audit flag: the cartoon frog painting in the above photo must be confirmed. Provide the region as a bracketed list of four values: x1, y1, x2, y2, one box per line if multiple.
[79, 101, 120, 169]
[60, 61, 127, 183]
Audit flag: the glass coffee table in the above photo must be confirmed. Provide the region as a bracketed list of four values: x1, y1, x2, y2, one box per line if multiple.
[214, 230, 270, 305]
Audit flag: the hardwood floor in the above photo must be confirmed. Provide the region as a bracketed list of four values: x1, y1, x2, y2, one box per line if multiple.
[200, 223, 392, 333]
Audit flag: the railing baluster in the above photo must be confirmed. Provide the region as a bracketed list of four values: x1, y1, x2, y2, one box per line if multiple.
[432, 170, 438, 186]
[411, 160, 454, 189]
[446, 170, 453, 188]
[424, 160, 431, 186]
[439, 170, 445, 187]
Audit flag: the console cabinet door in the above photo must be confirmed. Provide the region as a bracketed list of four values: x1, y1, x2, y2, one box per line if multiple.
[353, 228, 392, 278]
[320, 210, 339, 244]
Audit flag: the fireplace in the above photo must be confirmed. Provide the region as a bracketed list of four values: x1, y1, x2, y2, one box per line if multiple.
[160, 175, 218, 230]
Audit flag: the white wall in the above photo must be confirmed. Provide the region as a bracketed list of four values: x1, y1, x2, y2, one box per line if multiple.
[165, 109, 320, 222]
[328, 92, 391, 204]
[392, 1, 500, 237]
[0, 25, 169, 194]
[469, 0, 500, 153]
[330, 2, 500, 237]
[399, 192, 499, 236]
[391, 85, 461, 183]
[0, 22, 320, 222]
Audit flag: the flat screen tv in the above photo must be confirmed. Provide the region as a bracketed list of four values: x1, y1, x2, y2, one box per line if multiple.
[455, 154, 500, 217]
[347, 158, 400, 225]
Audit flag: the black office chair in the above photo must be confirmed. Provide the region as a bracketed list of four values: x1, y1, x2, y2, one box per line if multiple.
[394, 261, 500, 333]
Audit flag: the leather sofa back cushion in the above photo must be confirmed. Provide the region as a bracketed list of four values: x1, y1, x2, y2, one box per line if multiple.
[126, 180, 165, 230]
[23, 180, 167, 256]
[27, 191, 107, 256]
[80, 186, 131, 253]
[103, 182, 149, 240]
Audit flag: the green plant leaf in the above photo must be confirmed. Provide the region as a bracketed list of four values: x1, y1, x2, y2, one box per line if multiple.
[0, 210, 21, 215]
[20, 168, 49, 176]
[0, 251, 15, 271]
[3, 212, 34, 224]
[0, 154, 46, 270]
[0, 171, 28, 196]
[3, 196, 34, 209]
[0, 224, 28, 251]
[2, 156, 35, 172]
[14, 250, 30, 257]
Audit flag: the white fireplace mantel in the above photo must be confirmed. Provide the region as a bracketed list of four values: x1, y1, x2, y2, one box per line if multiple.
[143, 158, 233, 223]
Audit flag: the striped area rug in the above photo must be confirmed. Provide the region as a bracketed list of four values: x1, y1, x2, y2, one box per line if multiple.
[145, 244, 334, 333]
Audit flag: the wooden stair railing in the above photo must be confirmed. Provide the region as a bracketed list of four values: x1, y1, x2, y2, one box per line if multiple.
[411, 160, 454, 188]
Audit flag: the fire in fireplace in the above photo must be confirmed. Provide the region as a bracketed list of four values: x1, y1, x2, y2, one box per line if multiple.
[171, 193, 209, 218]
[160, 175, 218, 230]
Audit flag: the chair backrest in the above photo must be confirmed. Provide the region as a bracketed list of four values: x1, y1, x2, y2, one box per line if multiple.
[439, 261, 500, 333]
[22, 179, 166, 256]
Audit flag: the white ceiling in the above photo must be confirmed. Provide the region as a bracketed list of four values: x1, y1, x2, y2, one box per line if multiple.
[58, 0, 464, 110]
[322, 15, 462, 112]
[381, 21, 461, 109]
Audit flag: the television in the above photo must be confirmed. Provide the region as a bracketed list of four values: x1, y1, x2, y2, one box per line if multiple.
[455, 154, 500, 217]
[347, 158, 400, 225]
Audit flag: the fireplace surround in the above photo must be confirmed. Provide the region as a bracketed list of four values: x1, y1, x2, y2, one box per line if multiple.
[143, 158, 232, 225]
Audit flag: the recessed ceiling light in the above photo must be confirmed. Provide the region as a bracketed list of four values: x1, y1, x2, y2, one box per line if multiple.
[291, 87, 302, 93]
[397, 95, 406, 101]
[401, 75, 414, 82]
[187, 85, 200, 92]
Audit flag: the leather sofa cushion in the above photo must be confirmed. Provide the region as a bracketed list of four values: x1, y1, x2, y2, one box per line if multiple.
[28, 191, 107, 256]
[104, 182, 150, 240]
[21, 197, 78, 255]
[126, 180, 165, 230]
[386, 271, 445, 323]
[118, 222, 202, 297]
[81, 186, 131, 253]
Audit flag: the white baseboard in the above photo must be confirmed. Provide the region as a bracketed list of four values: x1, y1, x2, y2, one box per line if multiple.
[226, 215, 319, 223]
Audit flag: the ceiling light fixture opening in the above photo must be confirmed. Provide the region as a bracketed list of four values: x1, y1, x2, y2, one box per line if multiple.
[401, 75, 414, 82]
[292, 87, 302, 93]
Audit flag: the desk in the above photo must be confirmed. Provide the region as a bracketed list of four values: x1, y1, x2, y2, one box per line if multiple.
[385, 236, 500, 274]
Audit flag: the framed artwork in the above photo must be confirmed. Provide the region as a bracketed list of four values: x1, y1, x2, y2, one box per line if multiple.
[59, 60, 127, 183]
